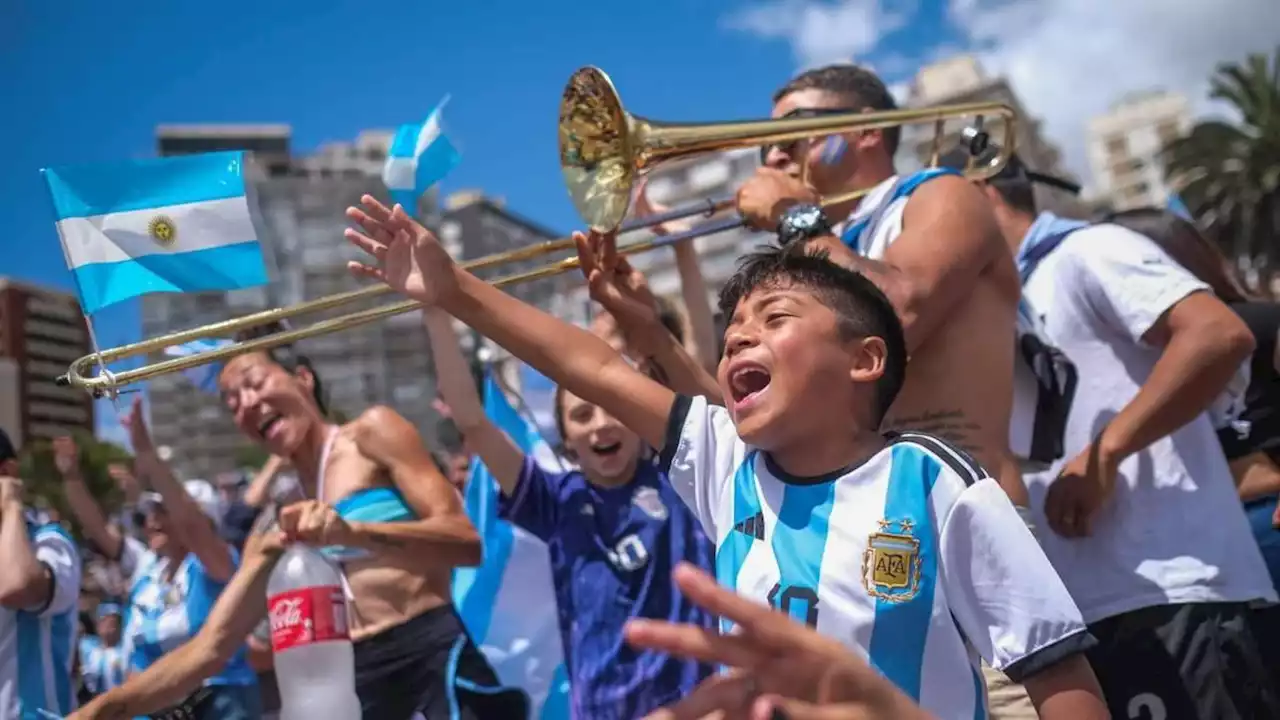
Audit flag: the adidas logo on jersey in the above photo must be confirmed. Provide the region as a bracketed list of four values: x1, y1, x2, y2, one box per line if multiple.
[733, 511, 765, 540]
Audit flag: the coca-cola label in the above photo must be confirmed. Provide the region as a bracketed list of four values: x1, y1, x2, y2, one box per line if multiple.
[268, 586, 349, 653]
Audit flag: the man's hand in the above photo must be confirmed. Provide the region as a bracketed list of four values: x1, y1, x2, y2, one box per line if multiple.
[279, 501, 353, 547]
[121, 397, 155, 457]
[626, 563, 928, 720]
[244, 508, 288, 564]
[0, 477, 23, 511]
[107, 462, 139, 498]
[735, 167, 820, 231]
[53, 436, 80, 478]
[1044, 442, 1119, 538]
[575, 230, 665, 354]
[345, 195, 458, 306]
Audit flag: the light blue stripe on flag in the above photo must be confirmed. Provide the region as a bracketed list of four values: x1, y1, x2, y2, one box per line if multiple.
[452, 371, 569, 718]
[164, 338, 234, 394]
[43, 151, 247, 219]
[383, 96, 461, 209]
[42, 151, 269, 315]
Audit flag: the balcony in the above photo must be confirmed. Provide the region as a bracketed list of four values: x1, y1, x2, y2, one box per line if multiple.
[25, 297, 81, 323]
[24, 319, 87, 345]
[25, 339, 85, 363]
[28, 401, 91, 424]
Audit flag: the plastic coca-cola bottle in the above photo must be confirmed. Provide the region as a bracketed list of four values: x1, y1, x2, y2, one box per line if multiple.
[267, 544, 361, 719]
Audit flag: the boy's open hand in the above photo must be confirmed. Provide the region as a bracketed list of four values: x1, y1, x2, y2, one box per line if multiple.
[627, 564, 928, 720]
[345, 195, 457, 306]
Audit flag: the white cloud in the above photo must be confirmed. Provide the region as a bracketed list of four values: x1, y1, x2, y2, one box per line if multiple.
[726, 0, 1276, 190]
[950, 0, 1276, 188]
[723, 0, 910, 69]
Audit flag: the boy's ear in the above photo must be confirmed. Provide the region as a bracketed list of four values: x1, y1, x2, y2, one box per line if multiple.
[848, 336, 887, 385]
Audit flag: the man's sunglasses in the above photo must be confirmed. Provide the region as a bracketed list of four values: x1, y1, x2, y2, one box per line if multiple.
[759, 107, 863, 165]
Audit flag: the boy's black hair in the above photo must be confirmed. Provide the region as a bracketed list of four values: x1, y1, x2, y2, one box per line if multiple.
[717, 244, 907, 423]
[229, 321, 329, 416]
[773, 64, 901, 157]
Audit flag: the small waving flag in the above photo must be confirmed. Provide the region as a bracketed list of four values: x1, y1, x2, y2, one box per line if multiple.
[382, 97, 462, 210]
[452, 371, 570, 719]
[43, 151, 268, 315]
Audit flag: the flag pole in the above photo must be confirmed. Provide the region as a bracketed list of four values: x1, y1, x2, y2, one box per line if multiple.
[41, 167, 125, 416]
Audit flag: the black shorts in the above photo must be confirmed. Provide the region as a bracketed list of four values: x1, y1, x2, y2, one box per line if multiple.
[354, 603, 529, 720]
[1084, 602, 1280, 720]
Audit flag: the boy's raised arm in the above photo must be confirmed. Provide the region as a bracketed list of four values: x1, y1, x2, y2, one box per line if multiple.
[344, 196, 675, 450]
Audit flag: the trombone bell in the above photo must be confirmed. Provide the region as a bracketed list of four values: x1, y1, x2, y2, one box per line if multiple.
[559, 67, 636, 233]
[557, 65, 1019, 232]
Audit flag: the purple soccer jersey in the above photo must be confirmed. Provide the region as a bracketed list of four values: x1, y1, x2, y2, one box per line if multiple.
[499, 456, 716, 719]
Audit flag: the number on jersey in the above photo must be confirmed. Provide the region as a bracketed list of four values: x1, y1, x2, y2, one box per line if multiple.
[768, 582, 820, 626]
[606, 534, 649, 571]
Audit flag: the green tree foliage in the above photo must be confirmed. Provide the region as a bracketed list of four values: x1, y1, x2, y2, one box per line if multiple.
[19, 430, 132, 539]
[1164, 47, 1280, 268]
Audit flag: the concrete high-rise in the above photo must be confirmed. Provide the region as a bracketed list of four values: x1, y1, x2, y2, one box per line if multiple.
[899, 55, 1085, 217]
[0, 278, 95, 449]
[1086, 90, 1192, 212]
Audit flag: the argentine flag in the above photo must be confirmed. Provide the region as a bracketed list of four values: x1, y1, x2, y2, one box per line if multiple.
[452, 372, 570, 720]
[164, 338, 235, 394]
[43, 151, 269, 315]
[383, 97, 462, 210]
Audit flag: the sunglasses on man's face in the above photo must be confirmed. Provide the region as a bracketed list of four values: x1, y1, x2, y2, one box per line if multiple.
[759, 107, 862, 166]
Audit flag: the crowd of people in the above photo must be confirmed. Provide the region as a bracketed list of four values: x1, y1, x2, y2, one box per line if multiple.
[2, 60, 1279, 720]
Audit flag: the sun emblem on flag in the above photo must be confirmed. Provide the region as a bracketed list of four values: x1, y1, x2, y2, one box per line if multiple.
[147, 215, 177, 246]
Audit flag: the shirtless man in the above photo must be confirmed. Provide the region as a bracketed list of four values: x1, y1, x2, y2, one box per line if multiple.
[734, 64, 1027, 510]
[732, 64, 1034, 719]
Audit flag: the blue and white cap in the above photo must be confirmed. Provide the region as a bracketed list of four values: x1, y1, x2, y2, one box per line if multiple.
[139, 479, 225, 528]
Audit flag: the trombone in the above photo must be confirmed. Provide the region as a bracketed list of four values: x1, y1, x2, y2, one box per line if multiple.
[58, 66, 1017, 398]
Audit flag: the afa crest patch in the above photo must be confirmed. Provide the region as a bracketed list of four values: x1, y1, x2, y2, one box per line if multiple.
[632, 486, 668, 521]
[862, 519, 921, 602]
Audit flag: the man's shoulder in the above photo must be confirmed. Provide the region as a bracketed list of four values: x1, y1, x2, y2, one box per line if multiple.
[1055, 222, 1160, 266]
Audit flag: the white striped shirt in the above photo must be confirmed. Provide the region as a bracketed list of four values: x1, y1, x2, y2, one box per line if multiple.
[77, 637, 127, 697]
[660, 395, 1092, 720]
[0, 519, 82, 720]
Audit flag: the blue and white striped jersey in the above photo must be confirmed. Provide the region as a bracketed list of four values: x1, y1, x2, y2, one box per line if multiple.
[77, 636, 127, 697]
[659, 395, 1093, 719]
[119, 537, 256, 687]
[0, 518, 82, 720]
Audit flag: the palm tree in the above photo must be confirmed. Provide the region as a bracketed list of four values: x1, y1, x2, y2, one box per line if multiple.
[1164, 47, 1280, 273]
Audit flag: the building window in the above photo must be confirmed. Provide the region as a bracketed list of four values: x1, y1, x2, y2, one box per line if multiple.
[1105, 135, 1128, 158]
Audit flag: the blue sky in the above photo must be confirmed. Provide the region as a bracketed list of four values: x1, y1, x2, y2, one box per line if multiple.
[4, 0, 1268, 447]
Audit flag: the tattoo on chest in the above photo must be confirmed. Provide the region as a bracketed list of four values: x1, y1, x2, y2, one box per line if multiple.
[884, 409, 982, 453]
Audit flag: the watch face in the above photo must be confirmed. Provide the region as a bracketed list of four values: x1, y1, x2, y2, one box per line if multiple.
[786, 205, 822, 231]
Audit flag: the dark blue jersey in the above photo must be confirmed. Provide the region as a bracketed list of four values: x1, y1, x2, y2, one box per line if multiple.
[499, 455, 715, 719]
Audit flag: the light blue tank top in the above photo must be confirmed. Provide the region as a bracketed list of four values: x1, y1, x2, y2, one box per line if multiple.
[312, 427, 417, 562]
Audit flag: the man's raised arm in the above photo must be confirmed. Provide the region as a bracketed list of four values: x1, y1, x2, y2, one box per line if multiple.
[344, 197, 676, 451]
[72, 515, 286, 720]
